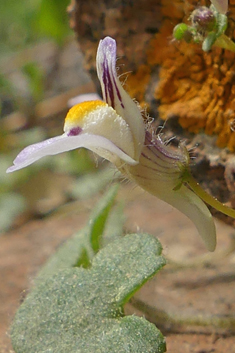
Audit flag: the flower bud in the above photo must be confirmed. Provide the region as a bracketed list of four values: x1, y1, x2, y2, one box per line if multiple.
[191, 7, 216, 32]
[173, 23, 193, 43]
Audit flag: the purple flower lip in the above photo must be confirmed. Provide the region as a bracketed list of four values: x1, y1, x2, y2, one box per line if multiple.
[68, 127, 82, 136]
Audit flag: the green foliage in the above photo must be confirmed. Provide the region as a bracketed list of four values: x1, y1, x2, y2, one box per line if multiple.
[102, 201, 125, 245]
[0, 0, 71, 129]
[35, 0, 71, 45]
[69, 166, 120, 200]
[0, 0, 39, 52]
[88, 184, 120, 254]
[0, 74, 18, 116]
[52, 149, 96, 176]
[0, 193, 26, 233]
[0, 154, 28, 233]
[21, 62, 44, 103]
[11, 186, 166, 353]
[36, 185, 120, 278]
[0, 0, 70, 54]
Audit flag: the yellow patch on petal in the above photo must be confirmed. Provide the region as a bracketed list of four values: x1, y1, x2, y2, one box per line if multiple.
[63, 98, 136, 161]
[64, 100, 107, 126]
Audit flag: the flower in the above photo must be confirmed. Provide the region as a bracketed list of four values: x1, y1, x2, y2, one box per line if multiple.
[7, 36, 235, 251]
[191, 7, 216, 31]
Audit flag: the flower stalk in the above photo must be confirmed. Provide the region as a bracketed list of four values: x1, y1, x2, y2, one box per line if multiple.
[186, 174, 235, 218]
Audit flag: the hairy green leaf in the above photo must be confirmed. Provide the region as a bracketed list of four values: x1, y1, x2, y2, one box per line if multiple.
[11, 233, 166, 353]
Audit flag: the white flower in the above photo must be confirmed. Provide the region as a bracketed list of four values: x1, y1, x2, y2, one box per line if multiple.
[7, 38, 145, 172]
[8, 36, 235, 251]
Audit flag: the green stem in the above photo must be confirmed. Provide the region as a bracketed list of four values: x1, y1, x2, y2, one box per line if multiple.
[187, 175, 235, 218]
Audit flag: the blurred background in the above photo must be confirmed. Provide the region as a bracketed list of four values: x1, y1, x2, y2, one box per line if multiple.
[1, 3, 235, 352]
[0, 0, 112, 234]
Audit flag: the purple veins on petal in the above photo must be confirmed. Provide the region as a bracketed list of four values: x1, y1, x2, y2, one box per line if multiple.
[102, 56, 125, 109]
[103, 60, 115, 108]
[100, 37, 124, 109]
[113, 74, 124, 109]
[97, 37, 145, 160]
[145, 132, 185, 162]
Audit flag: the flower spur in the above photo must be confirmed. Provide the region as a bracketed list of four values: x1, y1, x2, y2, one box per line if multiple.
[7, 36, 235, 251]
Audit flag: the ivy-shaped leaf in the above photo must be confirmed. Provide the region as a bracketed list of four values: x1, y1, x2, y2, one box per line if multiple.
[11, 233, 166, 353]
